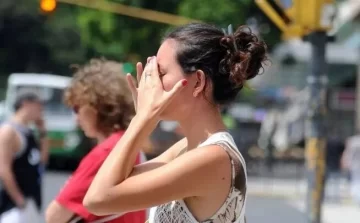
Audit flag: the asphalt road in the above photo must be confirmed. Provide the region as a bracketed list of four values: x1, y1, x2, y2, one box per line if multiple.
[247, 196, 306, 223]
[19, 171, 310, 223]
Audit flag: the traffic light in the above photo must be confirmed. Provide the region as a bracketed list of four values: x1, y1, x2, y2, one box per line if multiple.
[40, 0, 57, 14]
[256, 0, 335, 39]
[276, 0, 335, 31]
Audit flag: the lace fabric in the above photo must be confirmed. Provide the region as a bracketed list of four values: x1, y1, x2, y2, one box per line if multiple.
[148, 132, 247, 223]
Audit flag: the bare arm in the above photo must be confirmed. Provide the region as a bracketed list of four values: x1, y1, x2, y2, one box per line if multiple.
[45, 201, 75, 223]
[83, 116, 230, 215]
[46, 132, 185, 222]
[341, 138, 353, 170]
[0, 126, 26, 208]
[132, 137, 187, 176]
[39, 135, 49, 165]
[35, 119, 49, 165]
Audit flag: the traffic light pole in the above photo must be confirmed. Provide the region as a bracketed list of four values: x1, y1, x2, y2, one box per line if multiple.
[304, 31, 328, 223]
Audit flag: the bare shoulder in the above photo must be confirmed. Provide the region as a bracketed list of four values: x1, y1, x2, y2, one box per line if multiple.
[0, 124, 21, 160]
[160, 144, 232, 196]
[0, 124, 18, 140]
[0, 124, 22, 151]
[180, 144, 231, 169]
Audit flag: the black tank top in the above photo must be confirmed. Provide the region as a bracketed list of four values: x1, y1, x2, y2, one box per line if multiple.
[0, 122, 42, 214]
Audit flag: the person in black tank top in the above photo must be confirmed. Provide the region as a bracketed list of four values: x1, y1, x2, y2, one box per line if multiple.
[0, 93, 48, 223]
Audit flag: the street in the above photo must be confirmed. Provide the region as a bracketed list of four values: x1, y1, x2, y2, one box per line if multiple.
[22, 171, 360, 223]
[22, 172, 313, 223]
[247, 196, 306, 223]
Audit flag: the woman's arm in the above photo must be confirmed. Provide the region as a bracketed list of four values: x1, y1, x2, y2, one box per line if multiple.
[341, 138, 353, 170]
[45, 201, 74, 223]
[84, 115, 158, 203]
[132, 137, 187, 176]
[83, 116, 230, 216]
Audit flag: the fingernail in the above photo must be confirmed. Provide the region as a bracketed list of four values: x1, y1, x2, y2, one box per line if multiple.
[182, 80, 188, 86]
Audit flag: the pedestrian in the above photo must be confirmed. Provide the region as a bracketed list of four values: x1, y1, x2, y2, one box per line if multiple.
[45, 58, 146, 223]
[341, 132, 360, 206]
[84, 23, 268, 223]
[0, 93, 49, 223]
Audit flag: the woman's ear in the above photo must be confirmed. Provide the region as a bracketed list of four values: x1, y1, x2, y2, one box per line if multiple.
[192, 70, 206, 97]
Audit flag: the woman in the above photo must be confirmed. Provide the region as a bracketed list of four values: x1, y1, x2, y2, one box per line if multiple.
[84, 23, 267, 222]
[45, 58, 146, 223]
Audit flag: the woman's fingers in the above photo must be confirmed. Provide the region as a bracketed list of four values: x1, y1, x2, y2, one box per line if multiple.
[166, 79, 188, 102]
[136, 62, 143, 84]
[126, 73, 137, 94]
[126, 73, 137, 93]
[147, 57, 152, 63]
[149, 57, 161, 85]
[126, 74, 138, 111]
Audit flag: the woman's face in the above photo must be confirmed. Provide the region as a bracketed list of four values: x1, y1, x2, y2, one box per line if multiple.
[156, 39, 202, 120]
[74, 105, 99, 138]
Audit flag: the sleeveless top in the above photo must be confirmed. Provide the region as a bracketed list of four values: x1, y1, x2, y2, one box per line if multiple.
[148, 131, 247, 223]
[0, 122, 42, 214]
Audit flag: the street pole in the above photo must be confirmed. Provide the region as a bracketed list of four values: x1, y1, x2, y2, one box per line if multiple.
[304, 31, 328, 223]
[355, 46, 360, 133]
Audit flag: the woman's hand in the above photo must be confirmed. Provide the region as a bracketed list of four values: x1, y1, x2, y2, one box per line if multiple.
[135, 56, 187, 119]
[126, 57, 152, 112]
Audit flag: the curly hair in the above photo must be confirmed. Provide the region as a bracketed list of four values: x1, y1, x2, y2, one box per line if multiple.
[64, 58, 135, 135]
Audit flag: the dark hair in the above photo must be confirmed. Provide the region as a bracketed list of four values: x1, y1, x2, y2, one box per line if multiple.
[63, 58, 135, 135]
[164, 23, 268, 105]
[14, 93, 42, 111]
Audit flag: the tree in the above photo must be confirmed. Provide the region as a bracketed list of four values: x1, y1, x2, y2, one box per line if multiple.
[74, 0, 280, 66]
[177, 0, 280, 49]
[0, 0, 87, 78]
[74, 0, 179, 64]
[0, 0, 280, 82]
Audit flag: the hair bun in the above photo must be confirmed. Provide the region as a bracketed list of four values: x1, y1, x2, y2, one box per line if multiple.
[220, 26, 267, 87]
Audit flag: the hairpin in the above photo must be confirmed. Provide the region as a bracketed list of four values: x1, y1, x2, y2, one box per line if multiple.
[222, 24, 238, 51]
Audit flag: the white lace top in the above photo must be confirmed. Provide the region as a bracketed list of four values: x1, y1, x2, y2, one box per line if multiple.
[148, 132, 247, 223]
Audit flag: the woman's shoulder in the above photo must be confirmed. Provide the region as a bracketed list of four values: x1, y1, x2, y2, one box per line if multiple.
[199, 132, 237, 149]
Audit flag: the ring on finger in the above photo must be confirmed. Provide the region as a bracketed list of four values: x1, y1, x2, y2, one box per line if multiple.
[144, 72, 151, 80]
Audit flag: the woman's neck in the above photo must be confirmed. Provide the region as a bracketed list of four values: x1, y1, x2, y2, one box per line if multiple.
[178, 104, 227, 150]
[96, 129, 122, 143]
[96, 133, 108, 143]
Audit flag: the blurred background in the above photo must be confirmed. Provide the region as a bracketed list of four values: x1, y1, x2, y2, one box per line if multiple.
[0, 0, 359, 222]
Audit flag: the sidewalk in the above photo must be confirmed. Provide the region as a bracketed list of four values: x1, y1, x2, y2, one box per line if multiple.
[247, 177, 360, 223]
[291, 199, 360, 223]
[247, 177, 351, 200]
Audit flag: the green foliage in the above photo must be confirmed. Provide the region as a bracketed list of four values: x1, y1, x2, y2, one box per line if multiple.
[0, 0, 280, 80]
[0, 0, 86, 77]
[178, 0, 249, 26]
[74, 0, 178, 65]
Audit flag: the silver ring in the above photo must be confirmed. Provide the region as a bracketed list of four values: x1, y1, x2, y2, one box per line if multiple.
[144, 73, 151, 81]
